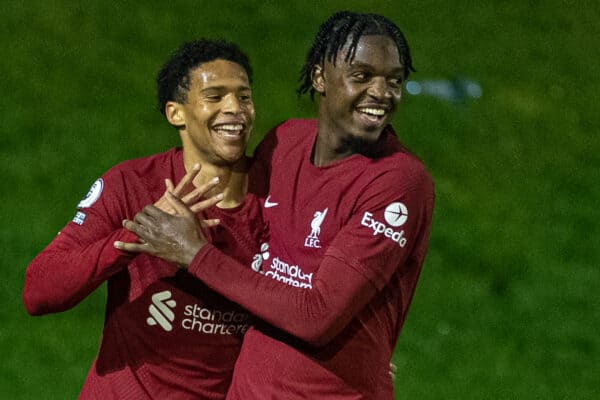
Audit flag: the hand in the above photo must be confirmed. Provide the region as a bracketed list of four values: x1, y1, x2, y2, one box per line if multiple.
[389, 361, 397, 381]
[115, 191, 223, 267]
[154, 163, 221, 217]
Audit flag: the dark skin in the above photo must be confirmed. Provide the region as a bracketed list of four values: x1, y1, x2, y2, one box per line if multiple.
[311, 35, 403, 166]
[115, 189, 399, 378]
[115, 35, 403, 377]
[114, 170, 219, 266]
[116, 35, 405, 262]
[115, 191, 209, 267]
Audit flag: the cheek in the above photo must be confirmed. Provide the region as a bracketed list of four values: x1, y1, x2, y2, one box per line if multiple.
[343, 82, 364, 101]
[193, 104, 218, 124]
[246, 105, 256, 122]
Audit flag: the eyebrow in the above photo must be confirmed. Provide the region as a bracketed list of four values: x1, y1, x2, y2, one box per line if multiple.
[348, 61, 405, 74]
[200, 85, 252, 92]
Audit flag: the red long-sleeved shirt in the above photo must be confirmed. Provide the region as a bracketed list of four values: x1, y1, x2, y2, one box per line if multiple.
[23, 148, 265, 399]
[187, 119, 435, 399]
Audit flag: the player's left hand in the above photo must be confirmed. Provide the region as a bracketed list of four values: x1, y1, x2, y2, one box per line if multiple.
[154, 163, 201, 215]
[114, 191, 222, 268]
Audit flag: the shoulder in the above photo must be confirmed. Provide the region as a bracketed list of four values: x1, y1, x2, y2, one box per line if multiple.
[252, 119, 317, 172]
[351, 148, 434, 211]
[107, 148, 179, 178]
[80, 148, 179, 206]
[387, 151, 433, 190]
[260, 118, 317, 147]
[271, 118, 317, 135]
[98, 148, 179, 189]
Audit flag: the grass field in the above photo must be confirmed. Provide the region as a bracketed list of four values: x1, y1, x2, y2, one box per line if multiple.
[1, 1, 598, 398]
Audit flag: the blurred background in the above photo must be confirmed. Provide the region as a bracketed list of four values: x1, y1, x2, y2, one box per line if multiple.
[2, 0, 598, 398]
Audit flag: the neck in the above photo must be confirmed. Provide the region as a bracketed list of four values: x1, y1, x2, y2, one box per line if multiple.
[182, 148, 249, 209]
[312, 111, 386, 166]
[312, 131, 353, 167]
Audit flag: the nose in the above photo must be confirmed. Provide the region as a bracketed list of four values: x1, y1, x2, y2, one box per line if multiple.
[367, 77, 393, 100]
[222, 94, 241, 114]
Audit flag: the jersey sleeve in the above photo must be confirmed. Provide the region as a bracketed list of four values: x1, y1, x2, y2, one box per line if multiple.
[188, 166, 434, 346]
[23, 168, 139, 315]
[327, 166, 435, 291]
[188, 244, 376, 346]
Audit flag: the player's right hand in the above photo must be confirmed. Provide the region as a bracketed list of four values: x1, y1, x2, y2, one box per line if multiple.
[116, 191, 220, 267]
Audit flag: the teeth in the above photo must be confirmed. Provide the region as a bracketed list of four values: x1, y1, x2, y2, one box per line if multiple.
[215, 124, 243, 131]
[359, 108, 386, 116]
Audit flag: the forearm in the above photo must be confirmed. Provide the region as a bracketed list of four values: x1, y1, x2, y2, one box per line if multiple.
[23, 228, 136, 315]
[188, 244, 376, 346]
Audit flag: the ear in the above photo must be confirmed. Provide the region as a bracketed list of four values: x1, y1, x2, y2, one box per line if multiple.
[311, 64, 325, 94]
[165, 101, 185, 128]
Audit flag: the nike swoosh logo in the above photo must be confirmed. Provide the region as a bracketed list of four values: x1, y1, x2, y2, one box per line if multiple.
[264, 195, 279, 208]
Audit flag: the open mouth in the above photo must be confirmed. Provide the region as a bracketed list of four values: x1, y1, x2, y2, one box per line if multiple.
[212, 123, 246, 140]
[355, 106, 388, 126]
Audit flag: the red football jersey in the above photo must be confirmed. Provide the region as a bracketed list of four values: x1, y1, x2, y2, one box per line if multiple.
[188, 119, 435, 399]
[23, 148, 265, 400]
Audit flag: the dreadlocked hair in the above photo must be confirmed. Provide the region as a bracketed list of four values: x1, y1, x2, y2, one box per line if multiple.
[157, 38, 252, 116]
[298, 11, 415, 100]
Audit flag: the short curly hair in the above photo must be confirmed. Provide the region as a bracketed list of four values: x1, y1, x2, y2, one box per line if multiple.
[157, 39, 252, 116]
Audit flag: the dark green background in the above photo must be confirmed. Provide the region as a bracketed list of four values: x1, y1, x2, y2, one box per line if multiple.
[2, 1, 598, 398]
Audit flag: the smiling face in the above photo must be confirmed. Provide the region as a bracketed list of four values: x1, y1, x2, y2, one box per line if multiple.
[167, 59, 255, 167]
[313, 35, 404, 150]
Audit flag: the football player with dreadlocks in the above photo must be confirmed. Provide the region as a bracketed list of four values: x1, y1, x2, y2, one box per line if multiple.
[119, 11, 435, 399]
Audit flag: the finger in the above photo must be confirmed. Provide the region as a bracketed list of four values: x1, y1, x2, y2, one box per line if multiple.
[165, 191, 196, 218]
[143, 204, 169, 220]
[200, 218, 220, 228]
[189, 193, 224, 214]
[165, 179, 175, 193]
[114, 240, 153, 254]
[389, 361, 397, 379]
[157, 203, 175, 215]
[173, 163, 201, 197]
[123, 219, 154, 241]
[181, 176, 220, 205]
[134, 209, 157, 226]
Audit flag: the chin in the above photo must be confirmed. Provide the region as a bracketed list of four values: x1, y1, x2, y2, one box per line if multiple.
[341, 134, 374, 154]
[343, 124, 391, 156]
[356, 127, 385, 142]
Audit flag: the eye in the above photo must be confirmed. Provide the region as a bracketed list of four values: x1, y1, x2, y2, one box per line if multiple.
[206, 95, 222, 102]
[387, 77, 403, 89]
[351, 71, 370, 82]
[239, 93, 252, 102]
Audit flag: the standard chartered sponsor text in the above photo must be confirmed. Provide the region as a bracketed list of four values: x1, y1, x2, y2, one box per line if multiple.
[265, 256, 313, 288]
[182, 304, 248, 335]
